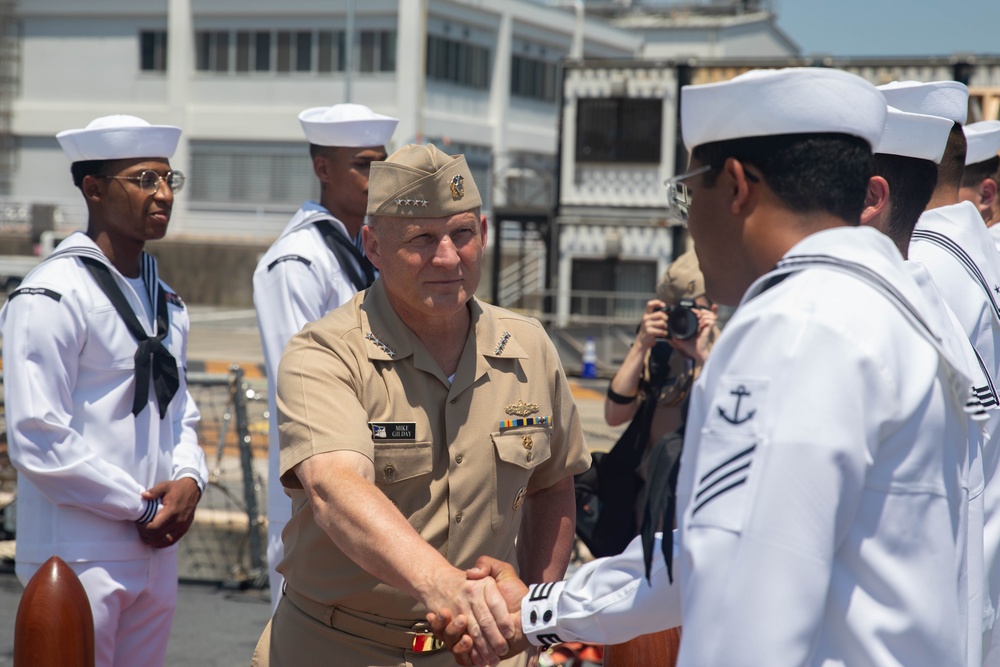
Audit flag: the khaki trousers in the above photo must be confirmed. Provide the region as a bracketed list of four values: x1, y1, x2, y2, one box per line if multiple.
[252, 594, 528, 667]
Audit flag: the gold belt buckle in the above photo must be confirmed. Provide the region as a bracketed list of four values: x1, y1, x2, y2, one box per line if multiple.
[410, 622, 445, 652]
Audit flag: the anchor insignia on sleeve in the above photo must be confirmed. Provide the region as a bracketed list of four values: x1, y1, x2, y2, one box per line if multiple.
[718, 385, 756, 425]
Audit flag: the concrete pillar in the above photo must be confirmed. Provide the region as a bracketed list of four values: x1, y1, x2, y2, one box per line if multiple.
[557, 234, 572, 328]
[167, 0, 192, 232]
[489, 8, 512, 208]
[394, 0, 427, 149]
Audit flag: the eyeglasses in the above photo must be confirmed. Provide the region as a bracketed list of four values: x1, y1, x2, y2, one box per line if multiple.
[663, 165, 714, 223]
[664, 163, 761, 223]
[99, 170, 185, 195]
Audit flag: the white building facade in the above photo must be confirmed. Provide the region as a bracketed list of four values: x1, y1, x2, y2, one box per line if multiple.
[2, 0, 641, 240]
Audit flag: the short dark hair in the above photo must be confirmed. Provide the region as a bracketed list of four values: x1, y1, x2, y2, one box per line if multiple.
[309, 143, 337, 160]
[691, 132, 874, 223]
[873, 153, 938, 247]
[937, 123, 967, 190]
[70, 159, 109, 189]
[962, 155, 1000, 188]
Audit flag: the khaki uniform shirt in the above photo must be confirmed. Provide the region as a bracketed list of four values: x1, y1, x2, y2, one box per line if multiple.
[276, 279, 591, 620]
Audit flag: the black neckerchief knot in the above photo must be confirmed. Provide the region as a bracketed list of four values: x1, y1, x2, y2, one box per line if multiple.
[80, 256, 179, 418]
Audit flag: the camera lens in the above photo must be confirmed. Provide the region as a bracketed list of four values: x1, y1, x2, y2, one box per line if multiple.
[666, 304, 699, 340]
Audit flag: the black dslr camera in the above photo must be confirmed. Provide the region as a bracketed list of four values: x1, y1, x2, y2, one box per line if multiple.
[662, 299, 702, 340]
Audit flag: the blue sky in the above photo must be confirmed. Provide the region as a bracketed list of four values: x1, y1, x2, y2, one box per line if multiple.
[773, 0, 1000, 57]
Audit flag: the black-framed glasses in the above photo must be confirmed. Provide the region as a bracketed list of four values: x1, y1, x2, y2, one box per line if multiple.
[663, 165, 714, 223]
[99, 169, 185, 195]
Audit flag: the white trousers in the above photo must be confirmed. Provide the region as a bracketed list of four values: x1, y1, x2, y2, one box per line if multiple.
[17, 548, 178, 667]
[267, 518, 287, 613]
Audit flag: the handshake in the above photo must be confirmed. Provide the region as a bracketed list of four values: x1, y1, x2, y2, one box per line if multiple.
[427, 556, 534, 667]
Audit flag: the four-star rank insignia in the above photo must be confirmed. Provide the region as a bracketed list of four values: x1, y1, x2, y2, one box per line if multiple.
[365, 332, 396, 358]
[450, 174, 465, 201]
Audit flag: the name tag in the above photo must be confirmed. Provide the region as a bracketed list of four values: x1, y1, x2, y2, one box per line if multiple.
[369, 422, 416, 441]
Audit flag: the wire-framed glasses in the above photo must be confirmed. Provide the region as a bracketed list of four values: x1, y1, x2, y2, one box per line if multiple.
[663, 165, 714, 223]
[99, 170, 185, 195]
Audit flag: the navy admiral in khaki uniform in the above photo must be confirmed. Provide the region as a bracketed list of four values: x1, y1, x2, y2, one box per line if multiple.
[251, 143, 590, 667]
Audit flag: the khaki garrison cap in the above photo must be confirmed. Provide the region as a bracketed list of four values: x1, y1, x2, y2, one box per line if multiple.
[657, 249, 705, 305]
[366, 143, 482, 218]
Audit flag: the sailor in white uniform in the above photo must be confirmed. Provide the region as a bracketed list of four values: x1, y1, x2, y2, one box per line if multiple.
[860, 104, 991, 666]
[1, 115, 207, 667]
[959, 120, 1000, 228]
[960, 121, 1000, 259]
[252, 103, 397, 610]
[432, 69, 982, 667]
[882, 82, 1000, 661]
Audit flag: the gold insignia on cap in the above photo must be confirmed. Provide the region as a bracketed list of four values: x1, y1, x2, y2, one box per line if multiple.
[513, 486, 526, 511]
[367, 144, 482, 218]
[365, 332, 396, 358]
[450, 174, 465, 201]
[505, 400, 539, 417]
[495, 331, 511, 355]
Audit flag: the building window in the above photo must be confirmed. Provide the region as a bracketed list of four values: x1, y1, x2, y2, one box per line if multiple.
[359, 30, 395, 73]
[317, 31, 346, 73]
[576, 98, 663, 163]
[571, 259, 657, 319]
[235, 31, 273, 72]
[254, 32, 272, 71]
[140, 30, 168, 72]
[275, 31, 313, 73]
[195, 29, 390, 75]
[511, 55, 557, 102]
[189, 142, 318, 207]
[196, 31, 230, 72]
[426, 35, 490, 89]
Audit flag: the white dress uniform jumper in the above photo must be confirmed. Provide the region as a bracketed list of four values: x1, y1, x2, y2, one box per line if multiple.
[524, 228, 981, 667]
[2, 232, 207, 667]
[253, 202, 376, 607]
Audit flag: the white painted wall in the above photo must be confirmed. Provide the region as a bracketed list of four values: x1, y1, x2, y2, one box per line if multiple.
[6, 0, 641, 240]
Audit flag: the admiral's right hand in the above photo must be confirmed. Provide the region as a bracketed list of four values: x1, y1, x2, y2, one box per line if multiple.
[425, 567, 514, 666]
[429, 557, 531, 667]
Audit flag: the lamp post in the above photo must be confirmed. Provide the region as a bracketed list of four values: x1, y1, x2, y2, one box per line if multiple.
[344, 0, 356, 102]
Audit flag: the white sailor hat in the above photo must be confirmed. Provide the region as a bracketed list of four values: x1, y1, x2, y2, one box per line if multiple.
[56, 115, 181, 163]
[680, 68, 886, 152]
[876, 106, 953, 164]
[877, 80, 969, 125]
[963, 120, 1000, 165]
[298, 103, 398, 148]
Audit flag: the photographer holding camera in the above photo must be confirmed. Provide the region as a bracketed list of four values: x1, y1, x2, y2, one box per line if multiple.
[605, 250, 718, 440]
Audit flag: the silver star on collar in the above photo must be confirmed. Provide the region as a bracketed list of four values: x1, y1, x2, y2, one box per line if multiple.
[365, 332, 396, 358]
[495, 331, 512, 355]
